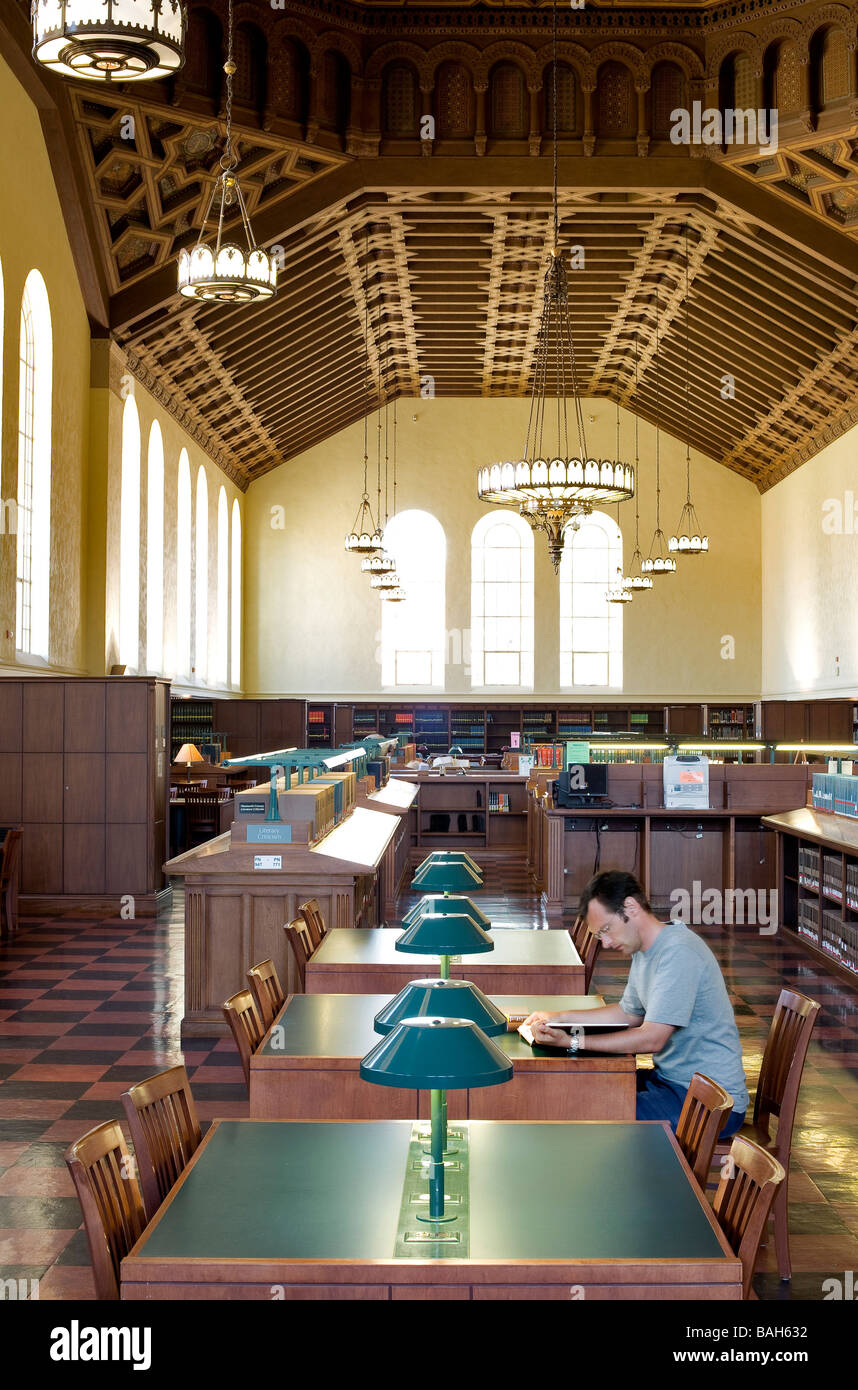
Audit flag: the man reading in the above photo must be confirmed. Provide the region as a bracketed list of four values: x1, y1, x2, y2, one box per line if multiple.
[524, 870, 748, 1135]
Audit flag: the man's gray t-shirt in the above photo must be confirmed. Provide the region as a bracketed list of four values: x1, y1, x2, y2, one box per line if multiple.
[619, 921, 749, 1112]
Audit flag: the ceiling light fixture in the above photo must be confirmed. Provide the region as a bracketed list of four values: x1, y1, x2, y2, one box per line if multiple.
[176, 0, 276, 304]
[347, 225, 382, 554]
[642, 281, 676, 578]
[476, 0, 634, 572]
[32, 0, 185, 82]
[670, 222, 709, 557]
[626, 336, 653, 591]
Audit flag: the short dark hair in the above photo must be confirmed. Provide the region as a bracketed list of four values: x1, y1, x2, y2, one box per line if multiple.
[579, 870, 651, 919]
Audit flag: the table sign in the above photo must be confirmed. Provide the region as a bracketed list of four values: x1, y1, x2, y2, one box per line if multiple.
[239, 801, 268, 816]
[247, 824, 292, 844]
[253, 854, 282, 870]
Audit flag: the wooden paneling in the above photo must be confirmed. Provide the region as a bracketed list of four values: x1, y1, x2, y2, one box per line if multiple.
[63, 754, 106, 823]
[107, 679, 149, 752]
[64, 682, 105, 752]
[0, 754, 22, 822]
[21, 824, 63, 894]
[107, 753, 149, 823]
[105, 824, 149, 896]
[64, 825, 106, 894]
[667, 704, 703, 738]
[22, 683, 63, 752]
[0, 683, 22, 752]
[22, 754, 64, 823]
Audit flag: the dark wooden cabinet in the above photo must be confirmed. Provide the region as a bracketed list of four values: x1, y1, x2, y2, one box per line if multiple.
[763, 699, 854, 745]
[666, 704, 703, 738]
[6, 678, 170, 916]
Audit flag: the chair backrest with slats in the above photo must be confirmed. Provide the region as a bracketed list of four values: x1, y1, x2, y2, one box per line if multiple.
[65, 1120, 147, 1301]
[676, 1072, 734, 1190]
[222, 989, 265, 1086]
[569, 914, 602, 994]
[247, 958, 285, 1029]
[283, 918, 314, 992]
[120, 1065, 202, 1222]
[754, 989, 821, 1147]
[0, 828, 22, 891]
[713, 1135, 786, 1299]
[299, 898, 327, 948]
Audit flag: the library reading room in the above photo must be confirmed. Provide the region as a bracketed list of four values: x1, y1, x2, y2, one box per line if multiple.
[1, 0, 858, 1345]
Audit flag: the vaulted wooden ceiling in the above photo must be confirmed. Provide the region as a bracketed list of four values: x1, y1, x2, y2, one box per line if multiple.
[6, 0, 858, 492]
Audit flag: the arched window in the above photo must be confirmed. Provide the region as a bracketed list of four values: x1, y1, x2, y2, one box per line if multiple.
[471, 513, 534, 688]
[146, 421, 164, 674]
[231, 500, 241, 688]
[381, 510, 446, 687]
[16, 268, 52, 659]
[195, 466, 208, 681]
[176, 450, 192, 678]
[216, 487, 228, 686]
[559, 511, 623, 689]
[118, 396, 140, 670]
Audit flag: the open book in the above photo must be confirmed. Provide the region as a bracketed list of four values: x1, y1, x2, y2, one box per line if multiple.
[517, 1022, 632, 1052]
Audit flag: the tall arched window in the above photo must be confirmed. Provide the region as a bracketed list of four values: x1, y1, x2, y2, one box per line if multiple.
[146, 421, 164, 674]
[231, 499, 241, 688]
[195, 466, 208, 681]
[16, 269, 52, 659]
[176, 449, 192, 677]
[118, 396, 141, 670]
[216, 487, 228, 686]
[381, 510, 446, 687]
[559, 511, 623, 689]
[471, 512, 534, 688]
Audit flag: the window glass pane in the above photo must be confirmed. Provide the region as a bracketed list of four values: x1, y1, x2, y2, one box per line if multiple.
[381, 509, 446, 688]
[470, 511, 533, 689]
[486, 652, 520, 685]
[559, 510, 622, 690]
[574, 652, 609, 685]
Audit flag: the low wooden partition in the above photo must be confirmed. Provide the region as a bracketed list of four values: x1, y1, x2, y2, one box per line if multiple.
[165, 807, 403, 1038]
[529, 764, 811, 920]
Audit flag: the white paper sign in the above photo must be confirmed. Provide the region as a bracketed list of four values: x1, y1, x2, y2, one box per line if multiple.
[253, 854, 282, 870]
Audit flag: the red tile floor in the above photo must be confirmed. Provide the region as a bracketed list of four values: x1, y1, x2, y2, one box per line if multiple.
[1, 870, 857, 1300]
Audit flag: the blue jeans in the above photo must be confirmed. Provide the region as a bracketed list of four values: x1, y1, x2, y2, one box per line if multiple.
[636, 1070, 745, 1138]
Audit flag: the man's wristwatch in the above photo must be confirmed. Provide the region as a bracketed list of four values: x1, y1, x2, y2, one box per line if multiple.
[569, 1032, 580, 1053]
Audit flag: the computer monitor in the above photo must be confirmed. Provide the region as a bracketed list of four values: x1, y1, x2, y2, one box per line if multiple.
[567, 762, 608, 797]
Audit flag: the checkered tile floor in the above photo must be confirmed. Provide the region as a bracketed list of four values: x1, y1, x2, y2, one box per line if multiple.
[1, 867, 857, 1300]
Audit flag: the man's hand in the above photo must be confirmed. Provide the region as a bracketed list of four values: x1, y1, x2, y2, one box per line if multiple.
[531, 1020, 578, 1048]
[522, 1010, 554, 1027]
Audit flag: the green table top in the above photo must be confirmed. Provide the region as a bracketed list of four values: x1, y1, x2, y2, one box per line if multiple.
[258, 993, 608, 1060]
[309, 927, 580, 969]
[132, 1120, 726, 1263]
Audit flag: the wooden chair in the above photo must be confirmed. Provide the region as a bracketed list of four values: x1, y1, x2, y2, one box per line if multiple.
[65, 1120, 147, 1300]
[283, 918, 314, 992]
[247, 958, 285, 1029]
[0, 828, 21, 937]
[713, 1135, 786, 1299]
[183, 788, 220, 848]
[676, 1073, 733, 1191]
[713, 988, 820, 1281]
[120, 1064, 202, 1222]
[222, 989, 265, 1088]
[299, 898, 327, 949]
[569, 913, 602, 993]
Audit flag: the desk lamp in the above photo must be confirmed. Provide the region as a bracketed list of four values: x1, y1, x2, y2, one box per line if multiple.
[175, 743, 204, 784]
[361, 1017, 512, 1225]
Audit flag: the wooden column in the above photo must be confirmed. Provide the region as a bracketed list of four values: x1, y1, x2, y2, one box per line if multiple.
[528, 83, 541, 156]
[582, 82, 596, 155]
[475, 83, 487, 156]
[636, 81, 650, 157]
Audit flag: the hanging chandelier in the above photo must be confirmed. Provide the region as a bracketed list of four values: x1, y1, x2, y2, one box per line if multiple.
[670, 222, 709, 557]
[626, 336, 653, 591]
[177, 1, 276, 303]
[346, 230, 381, 554]
[32, 0, 185, 82]
[641, 282, 676, 578]
[606, 567, 633, 604]
[476, 0, 634, 573]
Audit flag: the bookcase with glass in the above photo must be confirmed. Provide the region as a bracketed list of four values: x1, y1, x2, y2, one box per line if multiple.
[783, 832, 858, 983]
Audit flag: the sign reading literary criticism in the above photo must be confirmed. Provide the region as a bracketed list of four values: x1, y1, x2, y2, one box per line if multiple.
[238, 801, 267, 816]
[247, 824, 292, 844]
[253, 854, 283, 870]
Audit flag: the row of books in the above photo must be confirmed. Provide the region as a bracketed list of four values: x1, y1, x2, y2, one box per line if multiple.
[847, 862, 858, 912]
[798, 845, 820, 889]
[812, 772, 858, 818]
[488, 791, 511, 812]
[823, 854, 843, 901]
[798, 898, 820, 945]
[820, 908, 858, 974]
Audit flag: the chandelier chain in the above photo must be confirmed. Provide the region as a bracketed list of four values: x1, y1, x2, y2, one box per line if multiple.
[221, 0, 237, 174]
[655, 279, 661, 530]
[684, 220, 692, 500]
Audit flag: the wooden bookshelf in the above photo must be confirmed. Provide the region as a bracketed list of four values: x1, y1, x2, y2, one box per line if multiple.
[396, 772, 529, 856]
[764, 808, 858, 989]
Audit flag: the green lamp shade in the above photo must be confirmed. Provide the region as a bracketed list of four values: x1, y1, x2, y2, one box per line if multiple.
[401, 894, 491, 932]
[396, 912, 494, 957]
[360, 1016, 513, 1090]
[411, 861, 483, 893]
[374, 978, 508, 1036]
[419, 850, 484, 878]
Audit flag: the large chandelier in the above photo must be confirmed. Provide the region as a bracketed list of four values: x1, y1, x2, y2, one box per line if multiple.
[177, 1, 276, 303]
[32, 0, 185, 81]
[476, 1, 634, 573]
[670, 223, 709, 557]
[641, 282, 676, 578]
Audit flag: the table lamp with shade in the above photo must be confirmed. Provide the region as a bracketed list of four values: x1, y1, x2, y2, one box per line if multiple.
[174, 743, 204, 783]
[410, 851, 484, 895]
[361, 1016, 512, 1226]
